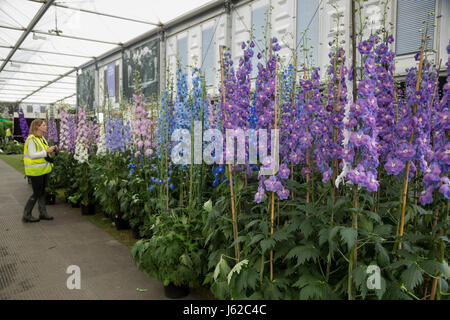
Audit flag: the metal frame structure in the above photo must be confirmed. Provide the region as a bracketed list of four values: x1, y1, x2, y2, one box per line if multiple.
[0, 0, 161, 105]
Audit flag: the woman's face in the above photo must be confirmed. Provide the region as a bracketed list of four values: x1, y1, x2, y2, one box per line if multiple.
[38, 122, 47, 134]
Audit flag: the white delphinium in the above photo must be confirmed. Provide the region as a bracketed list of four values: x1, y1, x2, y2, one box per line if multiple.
[74, 108, 89, 163]
[96, 123, 106, 156]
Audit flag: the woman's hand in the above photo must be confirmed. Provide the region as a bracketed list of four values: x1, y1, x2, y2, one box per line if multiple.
[46, 146, 56, 153]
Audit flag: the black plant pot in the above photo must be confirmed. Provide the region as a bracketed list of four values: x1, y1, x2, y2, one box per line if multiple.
[131, 225, 142, 239]
[66, 195, 80, 207]
[71, 201, 80, 208]
[81, 203, 95, 215]
[46, 193, 56, 205]
[163, 283, 189, 299]
[114, 215, 130, 230]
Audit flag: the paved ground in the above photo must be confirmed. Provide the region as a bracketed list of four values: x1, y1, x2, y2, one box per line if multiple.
[0, 159, 202, 300]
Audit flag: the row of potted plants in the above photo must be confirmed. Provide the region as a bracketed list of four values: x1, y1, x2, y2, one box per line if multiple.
[38, 12, 449, 299]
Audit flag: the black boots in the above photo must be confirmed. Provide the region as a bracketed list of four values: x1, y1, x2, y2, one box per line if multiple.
[22, 194, 54, 222]
[22, 196, 40, 223]
[38, 194, 54, 220]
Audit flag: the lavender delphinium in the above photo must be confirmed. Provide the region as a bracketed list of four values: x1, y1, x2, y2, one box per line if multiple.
[384, 44, 436, 191]
[374, 30, 396, 164]
[317, 42, 348, 185]
[18, 108, 29, 140]
[59, 109, 69, 152]
[341, 35, 381, 192]
[251, 38, 290, 202]
[47, 117, 58, 145]
[105, 115, 131, 154]
[419, 40, 450, 204]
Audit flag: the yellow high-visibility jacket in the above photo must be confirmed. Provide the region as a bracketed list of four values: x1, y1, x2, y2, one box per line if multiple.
[23, 134, 53, 176]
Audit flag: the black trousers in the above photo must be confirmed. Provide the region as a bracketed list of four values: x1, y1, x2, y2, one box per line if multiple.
[23, 174, 48, 217]
[29, 174, 48, 198]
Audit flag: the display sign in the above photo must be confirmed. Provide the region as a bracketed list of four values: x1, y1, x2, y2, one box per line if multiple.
[106, 62, 116, 97]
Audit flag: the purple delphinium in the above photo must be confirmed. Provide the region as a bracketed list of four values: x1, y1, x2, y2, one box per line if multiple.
[419, 40, 450, 204]
[59, 109, 69, 151]
[105, 116, 131, 153]
[47, 117, 58, 145]
[18, 108, 29, 140]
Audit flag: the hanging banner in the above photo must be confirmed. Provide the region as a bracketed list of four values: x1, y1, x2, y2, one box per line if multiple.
[122, 37, 159, 101]
[106, 62, 116, 98]
[32, 104, 40, 114]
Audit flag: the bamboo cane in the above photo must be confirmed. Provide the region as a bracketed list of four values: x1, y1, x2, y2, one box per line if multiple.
[303, 66, 311, 212]
[270, 56, 279, 281]
[290, 55, 298, 200]
[165, 101, 170, 212]
[219, 45, 239, 262]
[429, 210, 440, 300]
[398, 35, 425, 251]
[429, 59, 442, 111]
[394, 89, 399, 123]
[327, 50, 345, 283]
[332, 50, 345, 200]
[427, 62, 443, 298]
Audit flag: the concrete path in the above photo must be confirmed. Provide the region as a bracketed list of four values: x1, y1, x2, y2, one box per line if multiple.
[0, 159, 202, 300]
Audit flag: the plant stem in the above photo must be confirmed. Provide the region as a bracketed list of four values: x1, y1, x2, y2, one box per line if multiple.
[290, 55, 298, 201]
[219, 45, 239, 262]
[398, 34, 425, 251]
[270, 56, 279, 282]
[349, 184, 359, 300]
[348, 245, 355, 300]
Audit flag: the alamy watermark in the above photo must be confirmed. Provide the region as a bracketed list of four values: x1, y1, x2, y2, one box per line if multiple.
[366, 265, 381, 290]
[171, 121, 280, 175]
[66, 265, 81, 290]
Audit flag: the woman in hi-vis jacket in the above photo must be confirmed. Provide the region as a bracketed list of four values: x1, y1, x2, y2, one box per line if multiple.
[22, 119, 56, 222]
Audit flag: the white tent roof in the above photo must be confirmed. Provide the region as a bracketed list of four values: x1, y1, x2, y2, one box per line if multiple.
[0, 0, 211, 105]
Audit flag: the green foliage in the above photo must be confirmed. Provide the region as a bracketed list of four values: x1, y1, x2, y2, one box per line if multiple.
[131, 207, 207, 287]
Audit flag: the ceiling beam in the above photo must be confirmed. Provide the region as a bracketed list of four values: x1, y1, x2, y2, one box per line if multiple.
[0, 88, 74, 94]
[0, 59, 77, 69]
[0, 77, 75, 84]
[1, 69, 76, 77]
[19, 68, 76, 103]
[28, 0, 162, 27]
[0, 0, 55, 73]
[0, 24, 122, 46]
[0, 45, 93, 59]
[50, 93, 76, 105]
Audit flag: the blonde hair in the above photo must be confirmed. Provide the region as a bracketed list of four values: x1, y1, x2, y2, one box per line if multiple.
[29, 119, 45, 137]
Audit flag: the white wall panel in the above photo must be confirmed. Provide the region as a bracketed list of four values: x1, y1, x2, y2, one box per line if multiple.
[166, 34, 179, 86]
[166, 13, 228, 96]
[318, 0, 351, 78]
[232, 3, 252, 64]
[271, 0, 295, 66]
[187, 25, 202, 84]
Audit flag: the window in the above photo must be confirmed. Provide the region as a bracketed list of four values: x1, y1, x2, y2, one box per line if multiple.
[40, 105, 46, 113]
[26, 105, 32, 113]
[396, 0, 435, 55]
[251, 5, 269, 78]
[177, 36, 188, 74]
[297, 0, 319, 68]
[202, 27, 215, 86]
